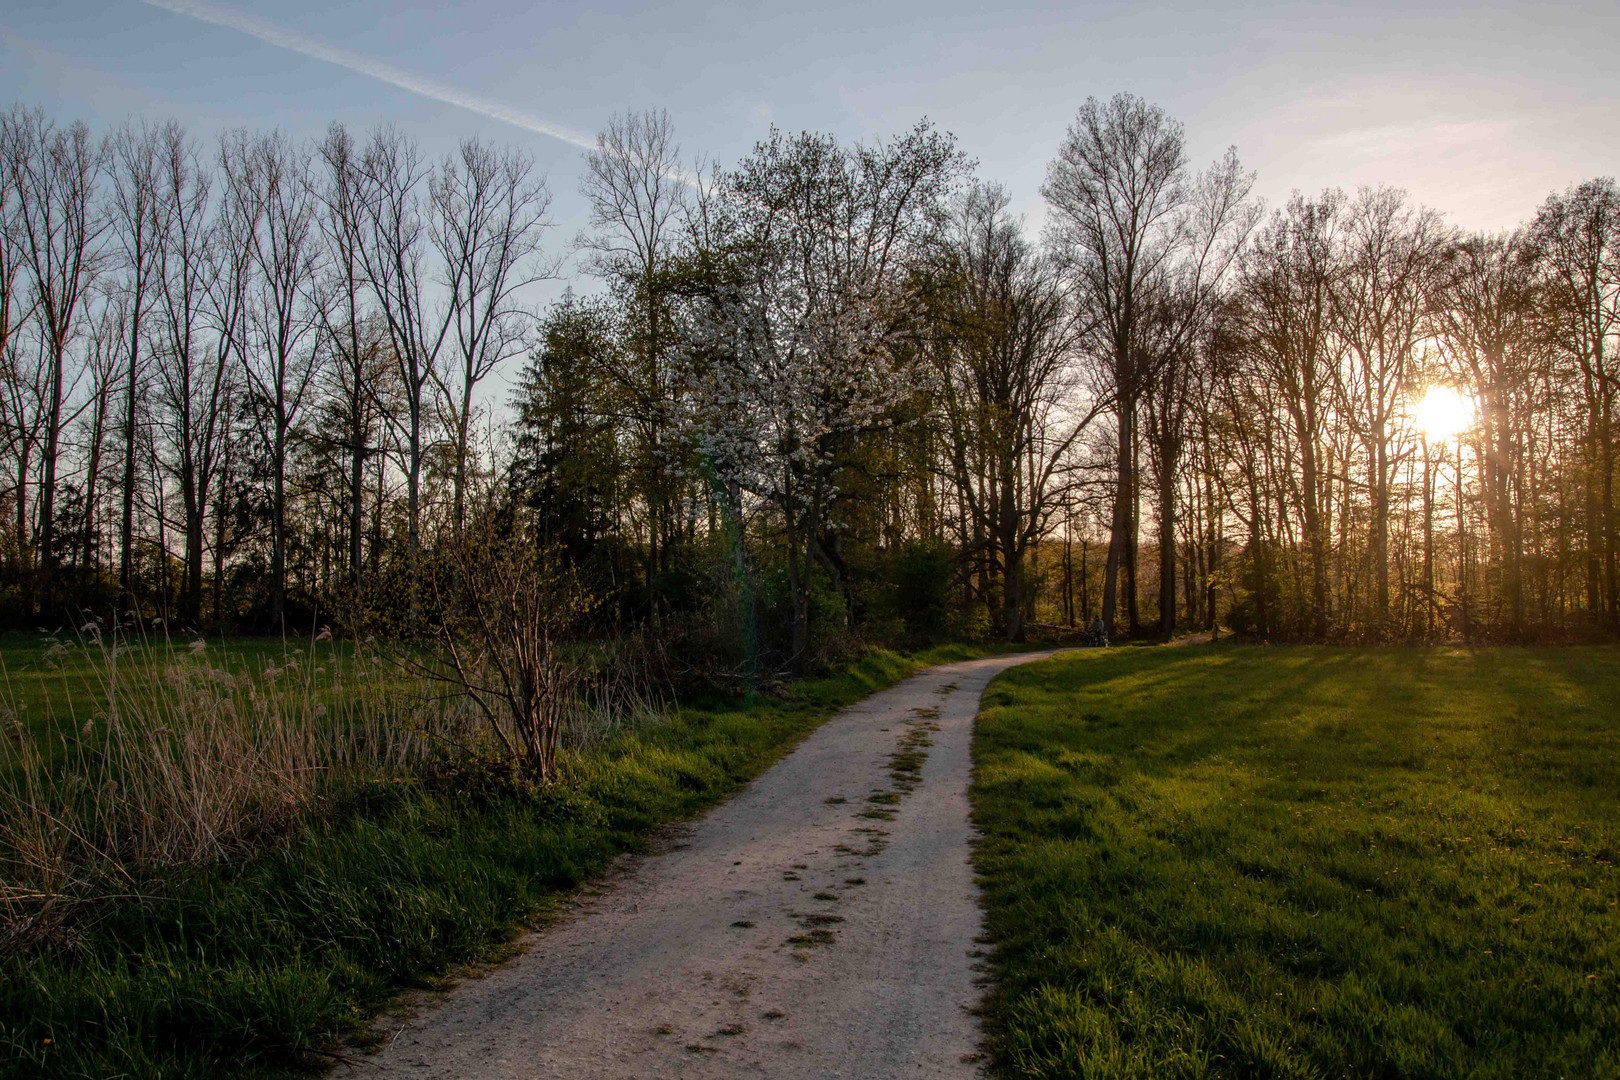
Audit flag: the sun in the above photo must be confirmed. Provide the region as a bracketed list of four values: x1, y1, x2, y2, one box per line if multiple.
[1417, 385, 1474, 442]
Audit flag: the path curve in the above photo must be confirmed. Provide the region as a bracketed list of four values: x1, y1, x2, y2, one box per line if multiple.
[370, 650, 1058, 1079]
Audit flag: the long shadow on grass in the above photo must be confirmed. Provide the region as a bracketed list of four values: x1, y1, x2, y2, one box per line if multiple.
[970, 643, 1620, 1080]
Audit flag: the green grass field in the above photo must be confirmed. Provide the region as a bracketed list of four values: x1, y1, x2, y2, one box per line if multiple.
[0, 633, 358, 752]
[971, 645, 1620, 1080]
[0, 640, 1024, 1078]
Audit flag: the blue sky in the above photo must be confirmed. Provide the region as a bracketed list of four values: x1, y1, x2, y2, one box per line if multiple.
[4, 0, 1616, 288]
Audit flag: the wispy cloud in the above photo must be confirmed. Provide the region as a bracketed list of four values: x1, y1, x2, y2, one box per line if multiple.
[139, 0, 597, 151]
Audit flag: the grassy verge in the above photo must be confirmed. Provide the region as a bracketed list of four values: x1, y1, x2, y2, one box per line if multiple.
[1, 640, 1022, 1078]
[970, 644, 1620, 1080]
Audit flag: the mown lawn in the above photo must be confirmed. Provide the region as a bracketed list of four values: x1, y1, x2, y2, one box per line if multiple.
[0, 641, 1026, 1078]
[971, 645, 1620, 1080]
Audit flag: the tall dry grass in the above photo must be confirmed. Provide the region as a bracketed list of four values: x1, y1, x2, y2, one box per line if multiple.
[560, 632, 675, 749]
[0, 637, 439, 953]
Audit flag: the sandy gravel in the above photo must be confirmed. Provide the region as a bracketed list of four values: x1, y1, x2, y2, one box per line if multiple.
[368, 651, 1056, 1079]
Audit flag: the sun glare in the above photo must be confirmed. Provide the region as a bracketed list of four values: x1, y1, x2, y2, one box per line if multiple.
[1417, 385, 1474, 442]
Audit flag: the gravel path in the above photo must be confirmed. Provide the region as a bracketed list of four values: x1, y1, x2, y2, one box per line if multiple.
[369, 650, 1057, 1079]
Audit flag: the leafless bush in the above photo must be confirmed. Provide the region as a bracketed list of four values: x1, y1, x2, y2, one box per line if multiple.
[349, 502, 683, 777]
[364, 504, 598, 783]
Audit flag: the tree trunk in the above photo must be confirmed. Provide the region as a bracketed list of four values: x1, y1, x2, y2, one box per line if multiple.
[119, 345, 140, 615]
[1002, 545, 1024, 643]
[1126, 417, 1141, 636]
[37, 340, 66, 620]
[1423, 442, 1435, 640]
[1157, 420, 1178, 639]
[1603, 399, 1617, 626]
[1371, 421, 1390, 630]
[1497, 399, 1524, 638]
[1102, 398, 1132, 638]
[271, 422, 286, 632]
[1296, 408, 1327, 638]
[348, 429, 365, 579]
[1158, 480, 1176, 637]
[1062, 511, 1074, 628]
[453, 381, 472, 531]
[180, 503, 202, 629]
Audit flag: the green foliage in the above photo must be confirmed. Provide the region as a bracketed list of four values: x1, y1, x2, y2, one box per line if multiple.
[508, 298, 632, 586]
[0, 642, 1008, 1078]
[806, 573, 852, 663]
[972, 645, 1620, 1079]
[950, 600, 994, 643]
[886, 539, 955, 646]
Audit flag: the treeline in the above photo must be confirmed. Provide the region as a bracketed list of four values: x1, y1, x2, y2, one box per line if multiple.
[0, 96, 1615, 663]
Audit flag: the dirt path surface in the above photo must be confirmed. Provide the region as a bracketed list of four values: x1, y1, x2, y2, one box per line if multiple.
[369, 650, 1058, 1079]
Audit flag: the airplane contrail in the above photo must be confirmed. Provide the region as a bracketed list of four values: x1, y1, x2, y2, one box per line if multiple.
[139, 0, 598, 152]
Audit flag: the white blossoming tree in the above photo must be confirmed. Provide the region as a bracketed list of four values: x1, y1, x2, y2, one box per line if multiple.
[687, 123, 967, 669]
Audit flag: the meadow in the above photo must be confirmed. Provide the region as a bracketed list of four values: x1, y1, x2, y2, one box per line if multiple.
[0, 633, 356, 744]
[971, 644, 1620, 1079]
[0, 634, 1026, 1078]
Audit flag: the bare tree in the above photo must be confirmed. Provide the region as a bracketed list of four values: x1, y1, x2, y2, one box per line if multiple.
[1329, 186, 1448, 631]
[579, 110, 686, 602]
[341, 126, 448, 582]
[223, 129, 325, 630]
[1437, 231, 1542, 638]
[430, 136, 554, 529]
[152, 122, 231, 625]
[1044, 94, 1185, 640]
[0, 112, 41, 565]
[1231, 192, 1343, 637]
[4, 107, 108, 616]
[108, 120, 162, 614]
[0, 112, 19, 361]
[1529, 179, 1620, 625]
[1044, 95, 1255, 638]
[315, 123, 381, 581]
[74, 300, 123, 570]
[930, 183, 1102, 640]
[1142, 150, 1258, 636]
